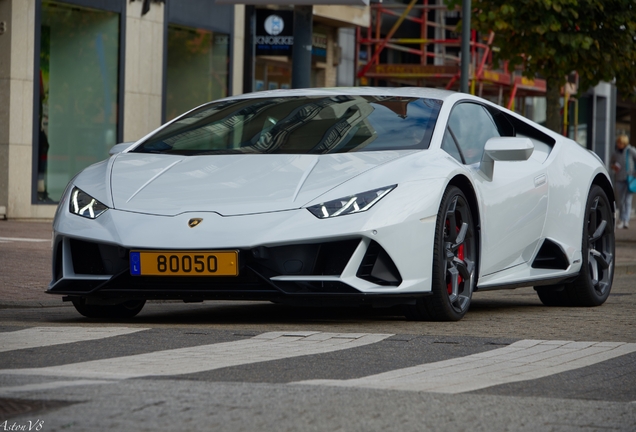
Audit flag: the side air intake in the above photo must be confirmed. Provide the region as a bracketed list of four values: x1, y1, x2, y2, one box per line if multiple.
[531, 239, 569, 270]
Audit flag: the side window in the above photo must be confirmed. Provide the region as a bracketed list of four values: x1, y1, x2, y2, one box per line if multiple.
[447, 103, 501, 165]
[441, 128, 463, 163]
[488, 108, 515, 137]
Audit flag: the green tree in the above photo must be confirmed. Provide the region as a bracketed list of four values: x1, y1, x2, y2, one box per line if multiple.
[458, 0, 636, 133]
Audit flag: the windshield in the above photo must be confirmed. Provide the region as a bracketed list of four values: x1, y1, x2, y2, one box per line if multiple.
[133, 95, 443, 155]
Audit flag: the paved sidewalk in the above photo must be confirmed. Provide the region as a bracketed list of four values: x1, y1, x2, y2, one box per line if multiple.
[614, 219, 636, 273]
[0, 220, 54, 306]
[0, 219, 634, 308]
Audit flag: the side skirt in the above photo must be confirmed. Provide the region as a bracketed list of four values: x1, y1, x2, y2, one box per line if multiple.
[475, 275, 578, 291]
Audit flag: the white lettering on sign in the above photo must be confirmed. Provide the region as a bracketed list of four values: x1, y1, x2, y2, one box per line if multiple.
[256, 36, 294, 46]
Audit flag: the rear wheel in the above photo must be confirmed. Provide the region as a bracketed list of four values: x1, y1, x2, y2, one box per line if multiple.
[535, 185, 614, 307]
[71, 298, 146, 319]
[404, 186, 477, 321]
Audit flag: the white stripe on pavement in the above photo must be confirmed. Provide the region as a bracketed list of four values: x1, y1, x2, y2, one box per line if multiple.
[0, 237, 49, 243]
[296, 339, 636, 394]
[0, 331, 393, 380]
[0, 327, 149, 353]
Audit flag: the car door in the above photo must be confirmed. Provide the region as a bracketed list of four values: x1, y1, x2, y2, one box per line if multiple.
[443, 102, 548, 278]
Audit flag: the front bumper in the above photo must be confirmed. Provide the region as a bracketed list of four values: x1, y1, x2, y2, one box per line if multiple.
[50, 195, 439, 303]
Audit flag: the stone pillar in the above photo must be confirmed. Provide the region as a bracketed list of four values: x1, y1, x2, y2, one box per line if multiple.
[232, 5, 245, 96]
[0, 0, 12, 217]
[0, 1, 52, 219]
[123, 0, 165, 142]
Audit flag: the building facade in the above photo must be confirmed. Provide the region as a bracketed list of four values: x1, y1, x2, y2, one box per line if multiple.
[0, 0, 367, 219]
[247, 5, 367, 91]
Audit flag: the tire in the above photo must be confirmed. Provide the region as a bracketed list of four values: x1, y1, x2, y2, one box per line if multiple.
[404, 186, 477, 321]
[535, 185, 615, 307]
[71, 298, 146, 319]
[535, 284, 568, 306]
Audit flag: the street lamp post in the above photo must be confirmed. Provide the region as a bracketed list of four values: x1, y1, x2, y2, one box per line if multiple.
[460, 0, 471, 93]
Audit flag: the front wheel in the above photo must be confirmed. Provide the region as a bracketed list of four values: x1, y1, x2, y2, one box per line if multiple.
[404, 186, 477, 321]
[534, 284, 568, 306]
[71, 298, 146, 319]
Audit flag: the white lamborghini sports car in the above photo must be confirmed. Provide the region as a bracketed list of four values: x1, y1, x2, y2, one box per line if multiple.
[49, 87, 615, 321]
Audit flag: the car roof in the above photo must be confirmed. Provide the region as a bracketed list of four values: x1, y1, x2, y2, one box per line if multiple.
[219, 87, 458, 102]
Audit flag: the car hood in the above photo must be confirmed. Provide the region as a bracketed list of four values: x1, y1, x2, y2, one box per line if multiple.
[110, 152, 413, 216]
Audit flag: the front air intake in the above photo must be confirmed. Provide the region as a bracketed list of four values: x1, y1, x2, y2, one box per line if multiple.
[70, 239, 106, 275]
[69, 239, 128, 275]
[251, 239, 359, 276]
[356, 241, 402, 286]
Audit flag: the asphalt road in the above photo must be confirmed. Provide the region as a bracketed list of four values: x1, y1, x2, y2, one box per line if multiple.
[1, 220, 635, 431]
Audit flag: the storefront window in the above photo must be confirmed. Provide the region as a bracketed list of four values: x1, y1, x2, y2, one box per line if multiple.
[254, 60, 291, 91]
[166, 25, 230, 122]
[38, 1, 120, 203]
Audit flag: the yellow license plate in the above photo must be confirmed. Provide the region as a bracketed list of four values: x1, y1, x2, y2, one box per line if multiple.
[130, 251, 238, 276]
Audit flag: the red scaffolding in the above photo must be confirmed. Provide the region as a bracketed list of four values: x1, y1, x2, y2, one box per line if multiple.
[355, 1, 547, 110]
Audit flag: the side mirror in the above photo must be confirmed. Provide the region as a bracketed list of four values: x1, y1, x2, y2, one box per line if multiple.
[479, 137, 534, 180]
[109, 142, 135, 156]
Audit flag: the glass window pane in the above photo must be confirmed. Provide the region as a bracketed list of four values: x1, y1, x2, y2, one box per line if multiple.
[134, 96, 442, 155]
[166, 26, 229, 122]
[38, 1, 119, 203]
[442, 128, 463, 163]
[447, 103, 500, 165]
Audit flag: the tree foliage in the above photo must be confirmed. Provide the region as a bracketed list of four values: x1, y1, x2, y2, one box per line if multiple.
[450, 0, 636, 132]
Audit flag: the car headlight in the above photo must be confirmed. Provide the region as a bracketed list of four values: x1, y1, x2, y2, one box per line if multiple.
[69, 187, 108, 219]
[307, 185, 396, 219]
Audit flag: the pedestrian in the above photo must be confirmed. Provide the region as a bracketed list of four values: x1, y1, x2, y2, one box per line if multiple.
[610, 134, 636, 228]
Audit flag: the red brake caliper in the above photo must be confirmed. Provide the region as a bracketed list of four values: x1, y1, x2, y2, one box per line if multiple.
[447, 224, 464, 295]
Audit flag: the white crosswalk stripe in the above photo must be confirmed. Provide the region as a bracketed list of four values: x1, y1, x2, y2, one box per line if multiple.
[296, 339, 636, 394]
[0, 327, 149, 353]
[1, 328, 635, 396]
[0, 331, 393, 380]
